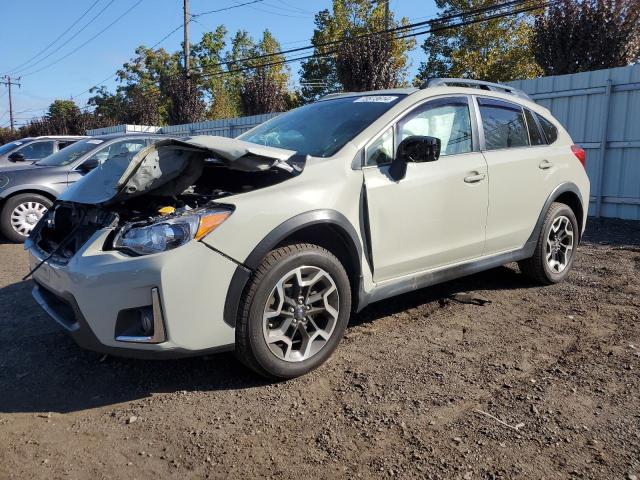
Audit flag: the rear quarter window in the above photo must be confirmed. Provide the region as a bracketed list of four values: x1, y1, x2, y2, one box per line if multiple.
[524, 109, 545, 146]
[536, 113, 558, 144]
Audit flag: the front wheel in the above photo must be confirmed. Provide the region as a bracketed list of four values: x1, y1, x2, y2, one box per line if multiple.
[235, 243, 352, 379]
[518, 202, 579, 284]
[0, 193, 53, 243]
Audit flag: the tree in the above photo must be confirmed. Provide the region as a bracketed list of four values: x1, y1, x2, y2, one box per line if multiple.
[299, 0, 415, 102]
[335, 31, 402, 91]
[239, 30, 292, 115]
[416, 0, 542, 84]
[116, 46, 182, 124]
[192, 27, 240, 119]
[47, 100, 81, 122]
[532, 0, 640, 75]
[164, 74, 206, 124]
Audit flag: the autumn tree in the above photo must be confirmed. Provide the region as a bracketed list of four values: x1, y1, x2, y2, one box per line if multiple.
[164, 74, 206, 124]
[192, 26, 242, 119]
[300, 0, 415, 102]
[416, 0, 542, 83]
[336, 31, 402, 91]
[239, 30, 293, 115]
[532, 0, 640, 75]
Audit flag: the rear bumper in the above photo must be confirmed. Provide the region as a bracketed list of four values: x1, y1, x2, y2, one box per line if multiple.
[28, 229, 238, 358]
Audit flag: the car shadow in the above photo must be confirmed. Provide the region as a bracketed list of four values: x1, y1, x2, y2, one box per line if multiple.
[1, 217, 637, 414]
[0, 264, 533, 415]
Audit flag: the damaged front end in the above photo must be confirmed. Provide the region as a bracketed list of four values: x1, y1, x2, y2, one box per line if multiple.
[28, 136, 303, 262]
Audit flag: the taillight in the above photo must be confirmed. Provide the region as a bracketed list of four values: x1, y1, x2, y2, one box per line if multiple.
[571, 145, 586, 168]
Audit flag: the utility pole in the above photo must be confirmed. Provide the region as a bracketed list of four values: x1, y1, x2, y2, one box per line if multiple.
[383, 0, 390, 32]
[1, 75, 21, 133]
[183, 0, 190, 77]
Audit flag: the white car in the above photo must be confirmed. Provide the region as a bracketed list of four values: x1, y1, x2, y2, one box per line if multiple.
[26, 79, 590, 379]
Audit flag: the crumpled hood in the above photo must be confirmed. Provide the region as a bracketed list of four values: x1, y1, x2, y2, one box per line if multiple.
[58, 136, 301, 205]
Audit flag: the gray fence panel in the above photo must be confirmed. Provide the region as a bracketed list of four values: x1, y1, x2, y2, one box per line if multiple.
[509, 64, 640, 220]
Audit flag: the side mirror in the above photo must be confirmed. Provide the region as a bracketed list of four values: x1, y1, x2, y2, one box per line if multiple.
[396, 136, 441, 163]
[8, 152, 25, 162]
[78, 157, 100, 173]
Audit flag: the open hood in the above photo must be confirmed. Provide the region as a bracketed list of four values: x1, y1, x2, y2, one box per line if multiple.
[58, 136, 302, 205]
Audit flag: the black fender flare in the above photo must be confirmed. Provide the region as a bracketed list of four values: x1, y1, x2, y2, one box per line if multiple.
[524, 181, 584, 254]
[222, 209, 363, 327]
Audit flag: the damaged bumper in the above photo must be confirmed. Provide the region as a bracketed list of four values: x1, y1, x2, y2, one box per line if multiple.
[27, 229, 237, 358]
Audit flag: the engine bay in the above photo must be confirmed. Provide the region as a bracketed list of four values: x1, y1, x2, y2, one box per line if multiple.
[32, 162, 296, 262]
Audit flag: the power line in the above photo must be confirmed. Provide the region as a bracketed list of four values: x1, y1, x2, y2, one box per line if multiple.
[191, 0, 265, 17]
[69, 0, 266, 101]
[229, 0, 312, 18]
[1, 0, 101, 76]
[19, 0, 144, 78]
[10, 0, 116, 76]
[190, 0, 551, 80]
[184, 0, 535, 77]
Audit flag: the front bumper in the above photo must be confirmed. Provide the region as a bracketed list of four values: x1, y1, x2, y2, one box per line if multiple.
[28, 229, 237, 358]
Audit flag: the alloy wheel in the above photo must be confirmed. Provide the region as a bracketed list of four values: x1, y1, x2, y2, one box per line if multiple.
[262, 266, 340, 362]
[546, 215, 574, 273]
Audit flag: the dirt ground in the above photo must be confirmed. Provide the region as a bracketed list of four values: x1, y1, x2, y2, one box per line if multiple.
[0, 218, 638, 480]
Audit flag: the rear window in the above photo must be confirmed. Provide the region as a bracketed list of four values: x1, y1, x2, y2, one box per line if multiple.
[524, 109, 545, 146]
[478, 98, 529, 150]
[536, 113, 558, 144]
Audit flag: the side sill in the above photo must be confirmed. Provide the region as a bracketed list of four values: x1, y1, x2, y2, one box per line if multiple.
[357, 242, 535, 310]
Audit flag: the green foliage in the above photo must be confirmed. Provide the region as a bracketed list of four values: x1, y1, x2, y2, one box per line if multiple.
[532, 0, 640, 75]
[47, 100, 81, 121]
[416, 0, 542, 83]
[300, 0, 415, 102]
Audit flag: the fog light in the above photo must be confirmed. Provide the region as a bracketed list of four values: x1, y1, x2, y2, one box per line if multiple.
[115, 288, 167, 343]
[140, 307, 153, 336]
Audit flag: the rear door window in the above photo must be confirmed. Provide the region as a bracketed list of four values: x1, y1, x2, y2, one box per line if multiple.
[536, 113, 558, 144]
[478, 98, 529, 150]
[16, 140, 55, 159]
[524, 109, 545, 146]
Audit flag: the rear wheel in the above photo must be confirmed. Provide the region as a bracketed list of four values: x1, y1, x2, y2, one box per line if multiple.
[235, 243, 352, 379]
[518, 202, 579, 284]
[0, 193, 52, 243]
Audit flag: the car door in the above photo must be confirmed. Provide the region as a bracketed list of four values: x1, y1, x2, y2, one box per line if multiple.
[476, 97, 553, 254]
[363, 96, 488, 282]
[67, 138, 149, 184]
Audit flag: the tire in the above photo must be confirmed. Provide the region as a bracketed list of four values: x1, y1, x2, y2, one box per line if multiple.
[235, 243, 352, 379]
[0, 193, 52, 243]
[518, 202, 579, 285]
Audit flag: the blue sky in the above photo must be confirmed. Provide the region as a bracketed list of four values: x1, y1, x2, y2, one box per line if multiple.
[0, 0, 438, 127]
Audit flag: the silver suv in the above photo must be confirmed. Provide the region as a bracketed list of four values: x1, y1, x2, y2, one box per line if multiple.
[26, 79, 590, 379]
[0, 136, 85, 167]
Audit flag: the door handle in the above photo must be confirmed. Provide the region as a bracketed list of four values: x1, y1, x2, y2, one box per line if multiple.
[539, 159, 553, 170]
[464, 172, 486, 183]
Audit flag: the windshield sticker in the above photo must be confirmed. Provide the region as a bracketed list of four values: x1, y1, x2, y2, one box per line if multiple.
[354, 95, 398, 103]
[87, 139, 104, 144]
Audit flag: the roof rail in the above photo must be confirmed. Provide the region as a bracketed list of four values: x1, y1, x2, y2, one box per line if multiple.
[421, 78, 531, 101]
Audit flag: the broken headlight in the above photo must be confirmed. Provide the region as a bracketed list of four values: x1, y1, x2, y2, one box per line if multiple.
[113, 208, 231, 255]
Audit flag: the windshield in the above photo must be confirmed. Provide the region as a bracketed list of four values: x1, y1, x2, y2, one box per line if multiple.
[36, 138, 104, 166]
[239, 94, 405, 157]
[0, 140, 28, 155]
